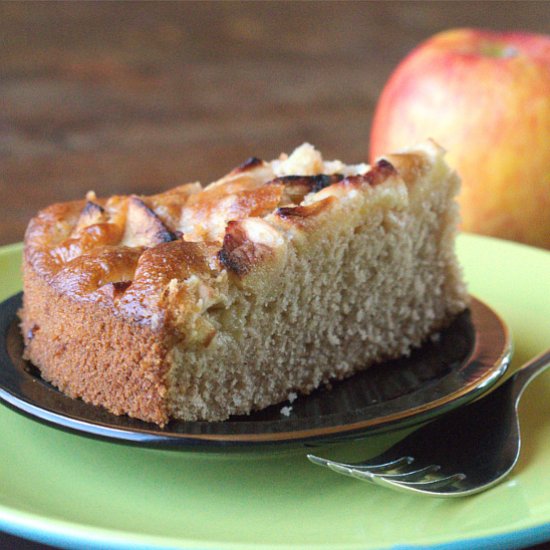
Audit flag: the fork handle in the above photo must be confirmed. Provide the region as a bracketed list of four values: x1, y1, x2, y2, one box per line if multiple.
[511, 348, 550, 402]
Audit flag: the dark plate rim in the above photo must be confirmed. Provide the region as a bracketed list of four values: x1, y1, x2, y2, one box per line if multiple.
[0, 292, 512, 450]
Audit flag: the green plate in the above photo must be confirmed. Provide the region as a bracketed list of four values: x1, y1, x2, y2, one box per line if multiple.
[0, 234, 549, 549]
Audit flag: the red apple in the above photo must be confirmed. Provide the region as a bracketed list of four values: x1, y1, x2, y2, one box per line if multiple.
[370, 28, 550, 249]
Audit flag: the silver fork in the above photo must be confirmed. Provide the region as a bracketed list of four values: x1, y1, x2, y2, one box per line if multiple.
[308, 349, 550, 497]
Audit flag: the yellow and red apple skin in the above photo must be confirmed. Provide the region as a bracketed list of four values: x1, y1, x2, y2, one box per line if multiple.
[370, 28, 550, 249]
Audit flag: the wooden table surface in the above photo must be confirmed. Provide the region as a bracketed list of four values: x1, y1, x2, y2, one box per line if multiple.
[1, 3, 550, 549]
[2, 1, 550, 248]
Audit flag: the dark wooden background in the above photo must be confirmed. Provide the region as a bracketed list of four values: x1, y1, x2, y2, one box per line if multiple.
[2, 2, 550, 549]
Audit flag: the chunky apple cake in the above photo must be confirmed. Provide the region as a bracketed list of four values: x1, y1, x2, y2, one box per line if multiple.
[20, 140, 468, 425]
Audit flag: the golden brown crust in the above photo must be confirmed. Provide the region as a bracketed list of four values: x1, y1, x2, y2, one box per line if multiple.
[22, 144, 392, 325]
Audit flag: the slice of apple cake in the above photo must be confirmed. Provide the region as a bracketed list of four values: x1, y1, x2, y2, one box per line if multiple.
[20, 140, 468, 425]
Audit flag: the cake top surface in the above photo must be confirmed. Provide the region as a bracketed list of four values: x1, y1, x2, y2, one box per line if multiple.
[24, 140, 445, 335]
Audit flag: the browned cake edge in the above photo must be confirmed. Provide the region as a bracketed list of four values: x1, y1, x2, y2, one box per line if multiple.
[20, 266, 171, 425]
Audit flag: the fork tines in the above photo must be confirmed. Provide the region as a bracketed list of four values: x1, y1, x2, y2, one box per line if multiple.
[307, 454, 466, 495]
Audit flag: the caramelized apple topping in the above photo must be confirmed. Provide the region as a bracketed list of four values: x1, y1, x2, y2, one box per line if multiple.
[30, 145, 410, 296]
[122, 196, 178, 248]
[72, 201, 108, 234]
[272, 174, 344, 205]
[218, 219, 283, 276]
[276, 197, 336, 222]
[232, 156, 265, 174]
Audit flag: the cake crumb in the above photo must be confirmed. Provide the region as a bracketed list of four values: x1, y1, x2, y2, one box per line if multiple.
[430, 332, 441, 343]
[280, 405, 293, 417]
[287, 392, 297, 403]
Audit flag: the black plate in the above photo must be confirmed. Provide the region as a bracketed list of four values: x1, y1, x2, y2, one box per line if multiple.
[0, 292, 511, 451]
